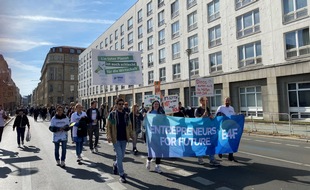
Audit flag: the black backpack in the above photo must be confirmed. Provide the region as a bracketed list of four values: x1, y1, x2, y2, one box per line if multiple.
[77, 117, 89, 137]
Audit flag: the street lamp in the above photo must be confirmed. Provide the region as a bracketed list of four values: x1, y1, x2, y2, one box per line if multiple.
[186, 48, 192, 107]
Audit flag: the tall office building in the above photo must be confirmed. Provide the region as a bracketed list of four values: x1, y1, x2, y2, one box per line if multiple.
[79, 0, 310, 120]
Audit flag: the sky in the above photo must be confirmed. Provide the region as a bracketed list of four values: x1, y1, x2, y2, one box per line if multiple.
[0, 0, 137, 96]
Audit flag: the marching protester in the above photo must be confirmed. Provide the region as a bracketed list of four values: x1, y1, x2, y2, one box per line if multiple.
[99, 103, 108, 132]
[216, 97, 238, 162]
[13, 109, 30, 148]
[173, 102, 186, 117]
[86, 100, 101, 153]
[146, 100, 165, 173]
[0, 104, 9, 143]
[107, 98, 132, 183]
[123, 102, 130, 114]
[49, 105, 70, 168]
[129, 104, 143, 155]
[195, 97, 220, 166]
[67, 102, 76, 143]
[71, 104, 88, 164]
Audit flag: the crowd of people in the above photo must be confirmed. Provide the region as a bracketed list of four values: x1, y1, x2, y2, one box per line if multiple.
[0, 96, 238, 184]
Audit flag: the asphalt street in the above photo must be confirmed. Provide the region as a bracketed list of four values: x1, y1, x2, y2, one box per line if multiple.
[0, 116, 309, 190]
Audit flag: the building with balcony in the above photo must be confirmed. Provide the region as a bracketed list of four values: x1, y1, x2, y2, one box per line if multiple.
[34, 46, 85, 106]
[78, 0, 310, 120]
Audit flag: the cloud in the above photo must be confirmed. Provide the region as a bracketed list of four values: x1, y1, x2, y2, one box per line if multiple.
[6, 57, 41, 73]
[0, 38, 54, 52]
[0, 15, 115, 24]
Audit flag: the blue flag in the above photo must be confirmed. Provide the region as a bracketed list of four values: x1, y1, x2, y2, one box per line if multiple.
[145, 114, 245, 158]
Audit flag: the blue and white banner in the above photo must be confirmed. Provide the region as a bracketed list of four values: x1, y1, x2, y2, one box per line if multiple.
[145, 114, 245, 158]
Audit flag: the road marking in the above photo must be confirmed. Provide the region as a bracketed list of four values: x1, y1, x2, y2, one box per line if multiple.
[174, 169, 194, 177]
[191, 177, 214, 186]
[285, 144, 299, 147]
[242, 138, 251, 141]
[107, 182, 127, 190]
[21, 162, 32, 190]
[305, 147, 310, 149]
[255, 140, 266, 142]
[239, 151, 310, 167]
[160, 164, 176, 170]
[268, 141, 282, 145]
[216, 187, 233, 190]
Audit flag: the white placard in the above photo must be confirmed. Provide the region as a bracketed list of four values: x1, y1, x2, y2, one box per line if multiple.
[144, 95, 161, 108]
[163, 95, 179, 114]
[195, 78, 214, 97]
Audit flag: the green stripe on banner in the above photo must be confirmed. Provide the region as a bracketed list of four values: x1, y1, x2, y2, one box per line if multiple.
[105, 62, 137, 67]
[98, 55, 133, 61]
[105, 66, 140, 74]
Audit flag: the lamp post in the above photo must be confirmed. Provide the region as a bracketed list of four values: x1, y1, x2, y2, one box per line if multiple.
[186, 48, 192, 107]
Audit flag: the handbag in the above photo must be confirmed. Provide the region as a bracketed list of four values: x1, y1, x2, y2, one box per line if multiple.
[26, 130, 31, 142]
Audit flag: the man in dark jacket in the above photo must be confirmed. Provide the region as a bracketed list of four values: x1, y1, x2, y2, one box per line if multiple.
[13, 109, 30, 147]
[86, 101, 101, 153]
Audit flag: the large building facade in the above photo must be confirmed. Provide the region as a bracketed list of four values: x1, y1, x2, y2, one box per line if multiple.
[0, 54, 21, 114]
[79, 0, 310, 121]
[33, 46, 85, 106]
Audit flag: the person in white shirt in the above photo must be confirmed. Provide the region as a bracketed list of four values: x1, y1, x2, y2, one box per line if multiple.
[216, 97, 238, 162]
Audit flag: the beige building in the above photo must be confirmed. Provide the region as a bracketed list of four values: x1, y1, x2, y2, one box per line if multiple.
[79, 0, 310, 121]
[34, 46, 85, 106]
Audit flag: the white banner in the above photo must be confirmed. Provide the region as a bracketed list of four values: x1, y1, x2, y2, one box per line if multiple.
[163, 95, 179, 114]
[91, 49, 142, 85]
[144, 95, 161, 108]
[195, 78, 214, 97]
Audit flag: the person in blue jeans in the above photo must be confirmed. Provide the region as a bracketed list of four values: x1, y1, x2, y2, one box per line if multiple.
[49, 106, 70, 168]
[107, 98, 132, 183]
[13, 109, 30, 148]
[71, 104, 88, 164]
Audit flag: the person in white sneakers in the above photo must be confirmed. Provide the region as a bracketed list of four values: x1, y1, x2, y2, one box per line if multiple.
[216, 97, 238, 162]
[49, 105, 70, 168]
[146, 100, 165, 173]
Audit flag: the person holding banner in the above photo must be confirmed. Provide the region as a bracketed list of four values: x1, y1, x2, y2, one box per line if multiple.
[216, 97, 238, 162]
[106, 98, 132, 183]
[129, 104, 144, 155]
[195, 97, 220, 166]
[146, 100, 165, 173]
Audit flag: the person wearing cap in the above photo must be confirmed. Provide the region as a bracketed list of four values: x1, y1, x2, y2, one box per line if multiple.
[86, 100, 101, 153]
[13, 109, 30, 148]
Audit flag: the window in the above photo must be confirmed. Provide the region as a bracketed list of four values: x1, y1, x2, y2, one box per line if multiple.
[70, 74, 75, 80]
[288, 82, 310, 119]
[59, 48, 62, 52]
[172, 42, 180, 59]
[190, 58, 199, 76]
[188, 34, 198, 53]
[237, 9, 260, 38]
[58, 84, 62, 92]
[115, 42, 119, 50]
[100, 41, 103, 49]
[127, 17, 133, 30]
[158, 10, 165, 27]
[138, 41, 143, 51]
[187, 11, 198, 32]
[235, 0, 257, 10]
[283, 0, 308, 24]
[209, 25, 221, 48]
[210, 89, 222, 113]
[209, 51, 222, 73]
[173, 63, 181, 80]
[128, 32, 133, 45]
[70, 49, 75, 53]
[159, 48, 166, 64]
[208, 0, 220, 22]
[171, 0, 179, 18]
[147, 36, 154, 50]
[148, 53, 154, 67]
[285, 28, 310, 58]
[187, 0, 197, 9]
[120, 24, 124, 36]
[128, 46, 133, 51]
[121, 38, 124, 49]
[138, 9, 143, 23]
[109, 34, 113, 43]
[148, 71, 154, 84]
[49, 84, 53, 92]
[159, 67, 166, 82]
[147, 1, 153, 16]
[77, 49, 81, 54]
[171, 21, 180, 39]
[238, 41, 261, 68]
[158, 0, 164, 8]
[240, 86, 262, 117]
[115, 29, 118, 40]
[158, 29, 165, 45]
[105, 38, 108, 47]
[70, 85, 74, 92]
[147, 18, 153, 33]
[138, 25, 143, 39]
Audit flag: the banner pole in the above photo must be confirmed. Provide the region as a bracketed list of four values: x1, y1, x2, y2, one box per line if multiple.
[132, 86, 135, 139]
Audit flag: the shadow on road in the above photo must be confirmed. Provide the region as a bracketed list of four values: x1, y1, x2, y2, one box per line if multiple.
[65, 166, 107, 182]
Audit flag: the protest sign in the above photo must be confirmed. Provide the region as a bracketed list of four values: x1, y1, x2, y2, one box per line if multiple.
[163, 95, 179, 114]
[195, 78, 214, 97]
[144, 95, 161, 108]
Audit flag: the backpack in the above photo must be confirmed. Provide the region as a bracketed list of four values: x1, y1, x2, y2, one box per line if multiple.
[77, 117, 88, 137]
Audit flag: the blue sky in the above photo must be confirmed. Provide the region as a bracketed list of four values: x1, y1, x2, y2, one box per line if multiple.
[0, 0, 137, 96]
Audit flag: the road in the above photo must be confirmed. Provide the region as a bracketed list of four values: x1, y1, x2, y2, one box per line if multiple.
[0, 116, 309, 190]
